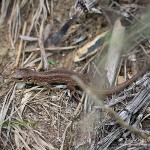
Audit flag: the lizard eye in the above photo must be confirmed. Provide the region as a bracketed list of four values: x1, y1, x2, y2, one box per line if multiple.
[28, 77, 31, 81]
[17, 78, 23, 80]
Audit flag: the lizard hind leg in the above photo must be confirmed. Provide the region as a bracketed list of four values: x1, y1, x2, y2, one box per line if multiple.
[71, 91, 82, 102]
[67, 84, 82, 102]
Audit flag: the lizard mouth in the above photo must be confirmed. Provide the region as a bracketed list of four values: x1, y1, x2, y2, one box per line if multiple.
[11, 77, 23, 81]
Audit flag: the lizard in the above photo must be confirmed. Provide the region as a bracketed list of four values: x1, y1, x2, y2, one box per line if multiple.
[10, 64, 149, 95]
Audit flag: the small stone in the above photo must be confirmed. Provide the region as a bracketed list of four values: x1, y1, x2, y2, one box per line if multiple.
[16, 82, 26, 89]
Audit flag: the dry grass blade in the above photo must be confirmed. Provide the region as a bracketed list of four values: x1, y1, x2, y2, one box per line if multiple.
[15, 21, 27, 67]
[50, 0, 54, 24]
[14, 126, 56, 150]
[27, 0, 50, 36]
[19, 92, 33, 115]
[31, 130, 56, 150]
[19, 35, 38, 41]
[106, 19, 125, 85]
[38, 20, 49, 69]
[0, 0, 11, 26]
[24, 45, 76, 52]
[60, 121, 72, 150]
[0, 85, 16, 135]
[8, 1, 21, 48]
[14, 127, 32, 150]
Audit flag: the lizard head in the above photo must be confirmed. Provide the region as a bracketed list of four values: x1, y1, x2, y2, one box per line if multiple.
[10, 68, 35, 80]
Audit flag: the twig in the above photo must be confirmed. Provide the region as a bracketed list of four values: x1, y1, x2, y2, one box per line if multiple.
[15, 21, 27, 67]
[50, 0, 54, 25]
[73, 93, 85, 118]
[60, 121, 72, 150]
[38, 23, 49, 69]
[24, 45, 76, 52]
